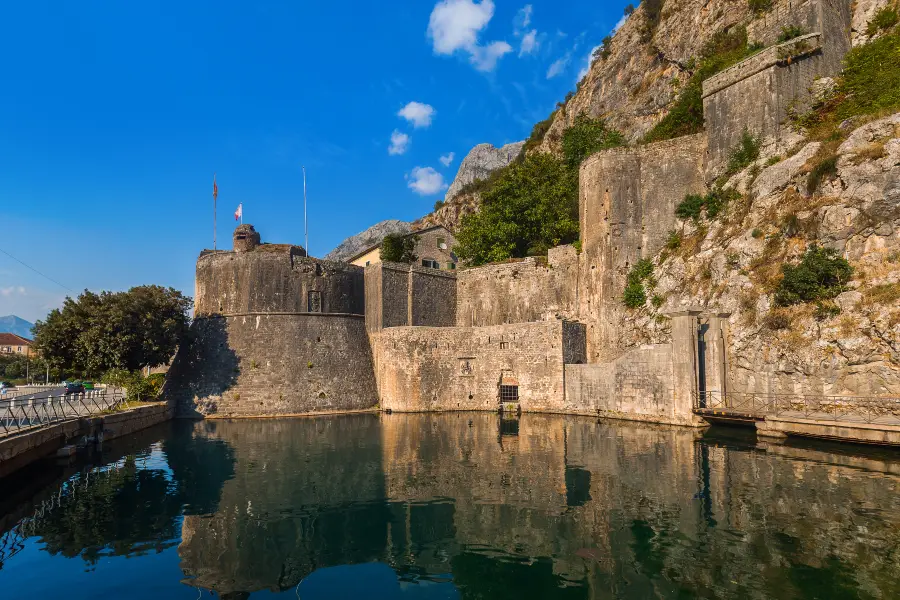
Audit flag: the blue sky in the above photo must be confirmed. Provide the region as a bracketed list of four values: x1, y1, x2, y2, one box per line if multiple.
[0, 0, 628, 323]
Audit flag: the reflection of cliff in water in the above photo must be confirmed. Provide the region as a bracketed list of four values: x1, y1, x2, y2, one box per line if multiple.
[176, 414, 900, 598]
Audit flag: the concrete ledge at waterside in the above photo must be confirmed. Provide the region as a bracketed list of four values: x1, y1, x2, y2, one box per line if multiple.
[0, 403, 172, 478]
[702, 33, 823, 98]
[756, 415, 900, 446]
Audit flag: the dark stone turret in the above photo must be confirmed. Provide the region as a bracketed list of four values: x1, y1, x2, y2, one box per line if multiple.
[233, 224, 261, 253]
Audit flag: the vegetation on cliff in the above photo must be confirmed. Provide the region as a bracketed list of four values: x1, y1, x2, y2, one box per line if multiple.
[33, 286, 192, 377]
[774, 246, 853, 307]
[455, 116, 623, 266]
[643, 27, 762, 143]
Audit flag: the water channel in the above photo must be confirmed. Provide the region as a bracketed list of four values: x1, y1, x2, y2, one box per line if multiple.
[2, 413, 900, 599]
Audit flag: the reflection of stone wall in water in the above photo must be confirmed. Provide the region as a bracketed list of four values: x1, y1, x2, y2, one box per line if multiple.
[177, 417, 388, 594]
[173, 415, 900, 597]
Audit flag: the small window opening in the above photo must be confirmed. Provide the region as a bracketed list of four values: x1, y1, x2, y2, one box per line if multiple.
[500, 385, 519, 403]
[499, 341, 509, 349]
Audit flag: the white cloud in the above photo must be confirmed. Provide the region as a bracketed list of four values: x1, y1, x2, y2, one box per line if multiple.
[546, 54, 571, 79]
[0, 286, 26, 297]
[427, 0, 511, 72]
[469, 41, 513, 71]
[388, 130, 410, 156]
[398, 101, 436, 128]
[519, 30, 538, 56]
[514, 5, 532, 32]
[407, 167, 448, 196]
[439, 152, 456, 166]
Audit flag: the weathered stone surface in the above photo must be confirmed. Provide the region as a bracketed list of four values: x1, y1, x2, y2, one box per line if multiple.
[365, 262, 456, 331]
[445, 141, 524, 201]
[751, 142, 821, 199]
[456, 246, 579, 327]
[370, 320, 585, 414]
[195, 246, 365, 316]
[324, 219, 411, 262]
[166, 314, 378, 418]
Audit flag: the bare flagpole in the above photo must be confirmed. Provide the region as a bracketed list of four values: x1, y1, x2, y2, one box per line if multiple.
[303, 166, 308, 253]
[213, 173, 218, 251]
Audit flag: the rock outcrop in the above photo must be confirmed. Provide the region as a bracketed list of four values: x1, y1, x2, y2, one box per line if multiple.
[445, 141, 524, 201]
[325, 219, 411, 262]
[622, 114, 900, 396]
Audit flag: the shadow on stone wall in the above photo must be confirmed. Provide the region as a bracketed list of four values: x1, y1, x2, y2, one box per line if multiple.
[162, 316, 239, 418]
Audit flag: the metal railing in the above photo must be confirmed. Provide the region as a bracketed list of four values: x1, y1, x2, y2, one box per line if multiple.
[696, 390, 900, 424]
[0, 389, 127, 437]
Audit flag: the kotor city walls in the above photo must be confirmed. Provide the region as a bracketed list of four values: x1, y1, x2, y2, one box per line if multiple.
[164, 225, 378, 418]
[165, 0, 869, 426]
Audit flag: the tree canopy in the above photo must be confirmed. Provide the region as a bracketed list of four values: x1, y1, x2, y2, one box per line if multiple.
[454, 153, 579, 266]
[380, 233, 418, 263]
[33, 285, 193, 376]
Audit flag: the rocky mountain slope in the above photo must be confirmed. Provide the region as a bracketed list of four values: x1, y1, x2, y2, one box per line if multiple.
[0, 315, 34, 338]
[324, 219, 411, 262]
[444, 141, 525, 200]
[619, 113, 900, 395]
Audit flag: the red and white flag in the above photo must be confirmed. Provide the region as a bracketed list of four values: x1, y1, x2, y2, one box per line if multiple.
[234, 203, 243, 221]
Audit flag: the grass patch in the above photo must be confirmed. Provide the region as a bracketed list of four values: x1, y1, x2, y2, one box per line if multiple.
[867, 7, 899, 36]
[725, 130, 761, 175]
[676, 187, 741, 221]
[623, 259, 655, 309]
[748, 0, 773, 14]
[776, 25, 806, 43]
[864, 282, 900, 305]
[806, 154, 839, 194]
[797, 32, 900, 135]
[665, 230, 682, 250]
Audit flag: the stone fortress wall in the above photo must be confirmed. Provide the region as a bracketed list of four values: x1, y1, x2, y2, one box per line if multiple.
[703, 0, 853, 175]
[165, 225, 378, 418]
[167, 0, 869, 426]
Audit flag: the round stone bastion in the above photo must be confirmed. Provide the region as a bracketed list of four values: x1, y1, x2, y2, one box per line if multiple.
[164, 225, 378, 418]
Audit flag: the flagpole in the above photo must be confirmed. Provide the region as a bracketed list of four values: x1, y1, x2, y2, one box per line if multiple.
[303, 166, 308, 253]
[213, 173, 217, 252]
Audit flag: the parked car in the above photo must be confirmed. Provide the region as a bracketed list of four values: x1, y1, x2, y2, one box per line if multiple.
[64, 381, 86, 395]
[83, 381, 95, 391]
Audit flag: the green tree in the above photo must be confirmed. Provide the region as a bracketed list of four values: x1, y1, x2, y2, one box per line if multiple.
[455, 153, 579, 266]
[380, 234, 418, 263]
[561, 114, 625, 168]
[33, 286, 192, 376]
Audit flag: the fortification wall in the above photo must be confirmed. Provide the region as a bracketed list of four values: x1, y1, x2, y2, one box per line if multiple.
[578, 135, 707, 362]
[562, 313, 714, 426]
[165, 313, 378, 418]
[370, 320, 586, 413]
[704, 0, 852, 176]
[195, 248, 365, 316]
[456, 245, 580, 327]
[365, 262, 456, 331]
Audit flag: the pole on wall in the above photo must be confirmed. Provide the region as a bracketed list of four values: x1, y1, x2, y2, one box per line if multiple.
[303, 166, 308, 253]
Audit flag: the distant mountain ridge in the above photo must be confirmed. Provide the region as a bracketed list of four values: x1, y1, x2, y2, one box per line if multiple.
[324, 220, 412, 262]
[0, 315, 35, 339]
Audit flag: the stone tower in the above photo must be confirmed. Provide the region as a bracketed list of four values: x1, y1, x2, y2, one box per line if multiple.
[233, 224, 261, 253]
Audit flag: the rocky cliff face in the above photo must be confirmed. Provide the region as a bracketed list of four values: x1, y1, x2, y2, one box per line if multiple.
[538, 0, 750, 150]
[324, 219, 411, 262]
[444, 141, 525, 200]
[622, 114, 900, 396]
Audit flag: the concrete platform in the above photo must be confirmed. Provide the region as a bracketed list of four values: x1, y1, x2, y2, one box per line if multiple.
[756, 414, 900, 446]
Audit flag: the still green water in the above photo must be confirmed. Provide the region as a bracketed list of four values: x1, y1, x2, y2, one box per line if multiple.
[2, 414, 900, 599]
